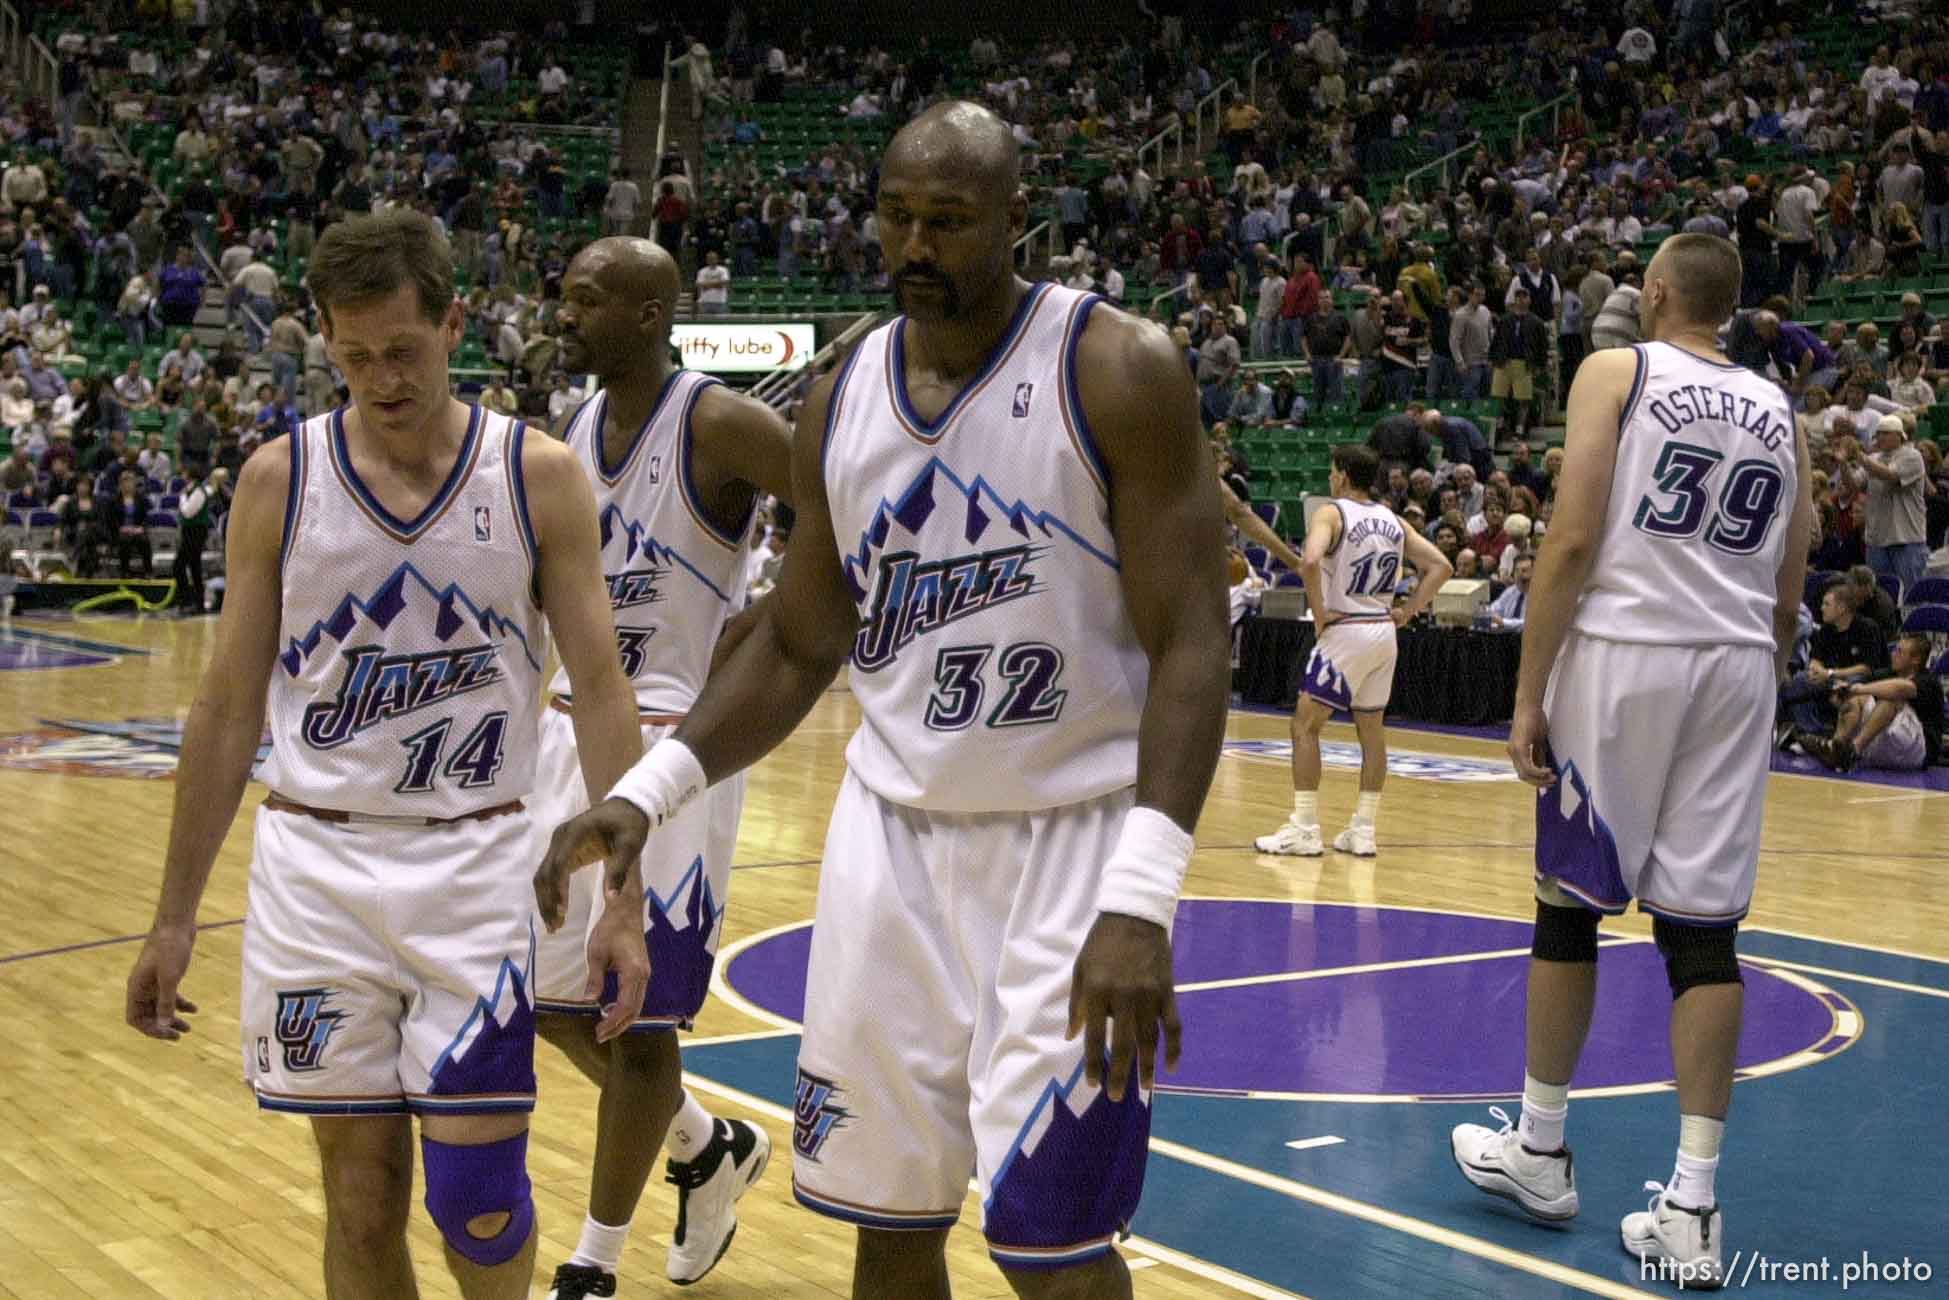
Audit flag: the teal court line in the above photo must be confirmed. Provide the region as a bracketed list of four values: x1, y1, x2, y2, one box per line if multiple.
[688, 917, 1948, 1299]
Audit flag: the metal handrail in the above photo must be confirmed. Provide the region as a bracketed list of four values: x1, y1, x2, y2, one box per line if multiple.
[1247, 51, 1271, 106]
[1514, 91, 1575, 153]
[1401, 139, 1478, 197]
[25, 30, 58, 103]
[1189, 77, 1238, 162]
[653, 41, 673, 172]
[0, 3, 20, 79]
[1013, 219, 1059, 267]
[749, 309, 881, 409]
[1136, 112, 1181, 176]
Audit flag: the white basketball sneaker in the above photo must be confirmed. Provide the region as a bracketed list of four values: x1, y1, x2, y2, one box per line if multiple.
[1451, 1106, 1579, 1221]
[1255, 820, 1324, 856]
[1333, 821, 1377, 857]
[665, 1119, 772, 1286]
[1622, 1182, 1725, 1290]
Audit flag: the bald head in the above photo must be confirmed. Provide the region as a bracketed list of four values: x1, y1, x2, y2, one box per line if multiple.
[559, 236, 682, 380]
[883, 100, 1020, 205]
[571, 236, 681, 322]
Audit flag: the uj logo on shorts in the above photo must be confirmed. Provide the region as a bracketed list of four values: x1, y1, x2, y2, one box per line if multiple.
[274, 988, 348, 1073]
[793, 1067, 851, 1161]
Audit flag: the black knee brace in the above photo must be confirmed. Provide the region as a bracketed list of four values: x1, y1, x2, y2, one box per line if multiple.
[1532, 899, 1600, 963]
[1653, 917, 1743, 998]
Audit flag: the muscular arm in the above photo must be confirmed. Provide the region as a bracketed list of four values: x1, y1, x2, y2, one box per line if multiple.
[1082, 310, 1232, 832]
[1297, 501, 1342, 630]
[1513, 347, 1634, 712]
[1773, 422, 1816, 682]
[1851, 675, 1919, 702]
[690, 383, 796, 504]
[671, 367, 859, 781]
[526, 436, 643, 809]
[1218, 477, 1304, 571]
[147, 444, 288, 930]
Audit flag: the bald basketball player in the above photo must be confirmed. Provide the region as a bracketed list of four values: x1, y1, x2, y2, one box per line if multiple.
[538, 102, 1230, 1299]
[530, 237, 794, 1298]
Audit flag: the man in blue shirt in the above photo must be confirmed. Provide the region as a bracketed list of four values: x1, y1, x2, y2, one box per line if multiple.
[1486, 552, 1533, 629]
[1754, 310, 1837, 395]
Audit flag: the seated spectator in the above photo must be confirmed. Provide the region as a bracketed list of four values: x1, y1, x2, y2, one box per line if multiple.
[160, 333, 207, 385]
[1778, 580, 1889, 741]
[103, 469, 151, 576]
[112, 359, 154, 412]
[137, 433, 171, 487]
[1228, 371, 1273, 427]
[1485, 552, 1534, 629]
[1891, 353, 1935, 410]
[1268, 372, 1306, 424]
[0, 443, 38, 495]
[1799, 635, 1943, 772]
[0, 377, 33, 430]
[1846, 561, 1901, 633]
[1469, 493, 1515, 570]
[59, 474, 102, 577]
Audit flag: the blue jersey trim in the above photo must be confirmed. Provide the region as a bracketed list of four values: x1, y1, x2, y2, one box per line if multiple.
[819, 341, 868, 483]
[1062, 294, 1112, 495]
[677, 377, 751, 550]
[508, 420, 539, 569]
[331, 403, 483, 541]
[1618, 344, 1649, 438]
[792, 1182, 961, 1232]
[256, 1093, 410, 1117]
[593, 369, 685, 485]
[280, 419, 306, 572]
[889, 281, 1049, 437]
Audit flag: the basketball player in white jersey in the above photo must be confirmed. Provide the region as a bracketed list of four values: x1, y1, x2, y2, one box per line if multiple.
[536, 101, 1231, 1299]
[1451, 234, 1814, 1289]
[123, 210, 647, 1300]
[531, 237, 792, 1298]
[1255, 443, 1452, 857]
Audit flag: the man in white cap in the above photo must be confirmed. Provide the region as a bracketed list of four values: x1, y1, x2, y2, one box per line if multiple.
[1859, 413, 1928, 597]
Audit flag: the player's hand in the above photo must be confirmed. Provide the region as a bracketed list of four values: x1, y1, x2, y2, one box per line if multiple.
[1392, 605, 1412, 627]
[535, 797, 649, 932]
[125, 923, 199, 1041]
[584, 897, 650, 1044]
[1508, 702, 1555, 787]
[1067, 912, 1181, 1103]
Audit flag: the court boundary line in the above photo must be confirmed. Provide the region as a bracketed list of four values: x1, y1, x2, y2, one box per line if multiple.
[676, 1069, 1306, 1299]
[710, 905, 1864, 1102]
[1743, 955, 1949, 1001]
[0, 916, 242, 965]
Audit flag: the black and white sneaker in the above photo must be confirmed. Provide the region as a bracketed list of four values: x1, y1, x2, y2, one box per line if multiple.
[545, 1262, 617, 1299]
[665, 1118, 772, 1285]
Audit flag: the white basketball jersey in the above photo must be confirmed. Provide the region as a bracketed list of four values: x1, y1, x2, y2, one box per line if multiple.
[261, 405, 550, 817]
[823, 281, 1148, 813]
[1573, 341, 1798, 648]
[1321, 496, 1404, 621]
[547, 372, 753, 713]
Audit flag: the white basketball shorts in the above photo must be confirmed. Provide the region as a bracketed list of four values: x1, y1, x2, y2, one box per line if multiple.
[1301, 617, 1398, 712]
[530, 706, 744, 1030]
[791, 771, 1153, 1270]
[1858, 703, 1926, 771]
[240, 802, 539, 1116]
[1536, 633, 1773, 925]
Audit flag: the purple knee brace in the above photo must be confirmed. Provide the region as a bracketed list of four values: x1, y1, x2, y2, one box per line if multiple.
[421, 1130, 534, 1267]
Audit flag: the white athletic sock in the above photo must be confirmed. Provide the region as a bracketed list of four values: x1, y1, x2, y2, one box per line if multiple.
[665, 1089, 716, 1162]
[1292, 791, 1319, 827]
[566, 1215, 631, 1272]
[1354, 791, 1381, 826]
[1517, 1074, 1569, 1153]
[1665, 1114, 1725, 1208]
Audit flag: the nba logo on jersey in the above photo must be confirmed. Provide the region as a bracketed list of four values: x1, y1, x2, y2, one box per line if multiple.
[1013, 382, 1034, 417]
[473, 506, 491, 542]
[793, 1067, 851, 1160]
[274, 988, 346, 1072]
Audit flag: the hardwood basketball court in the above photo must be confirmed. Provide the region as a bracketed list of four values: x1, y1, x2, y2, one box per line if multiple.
[1, 613, 1943, 1298]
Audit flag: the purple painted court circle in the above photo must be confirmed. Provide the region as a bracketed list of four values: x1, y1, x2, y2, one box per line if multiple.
[720, 899, 1854, 1099]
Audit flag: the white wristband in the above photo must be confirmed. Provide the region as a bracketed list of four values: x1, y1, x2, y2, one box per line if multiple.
[606, 738, 707, 826]
[1095, 806, 1193, 933]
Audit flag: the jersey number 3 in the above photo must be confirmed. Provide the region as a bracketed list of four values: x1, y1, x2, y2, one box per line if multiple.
[924, 641, 1069, 731]
[1632, 441, 1784, 555]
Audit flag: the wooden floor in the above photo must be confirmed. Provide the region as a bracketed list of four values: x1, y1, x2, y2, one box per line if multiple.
[0, 614, 1943, 1298]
